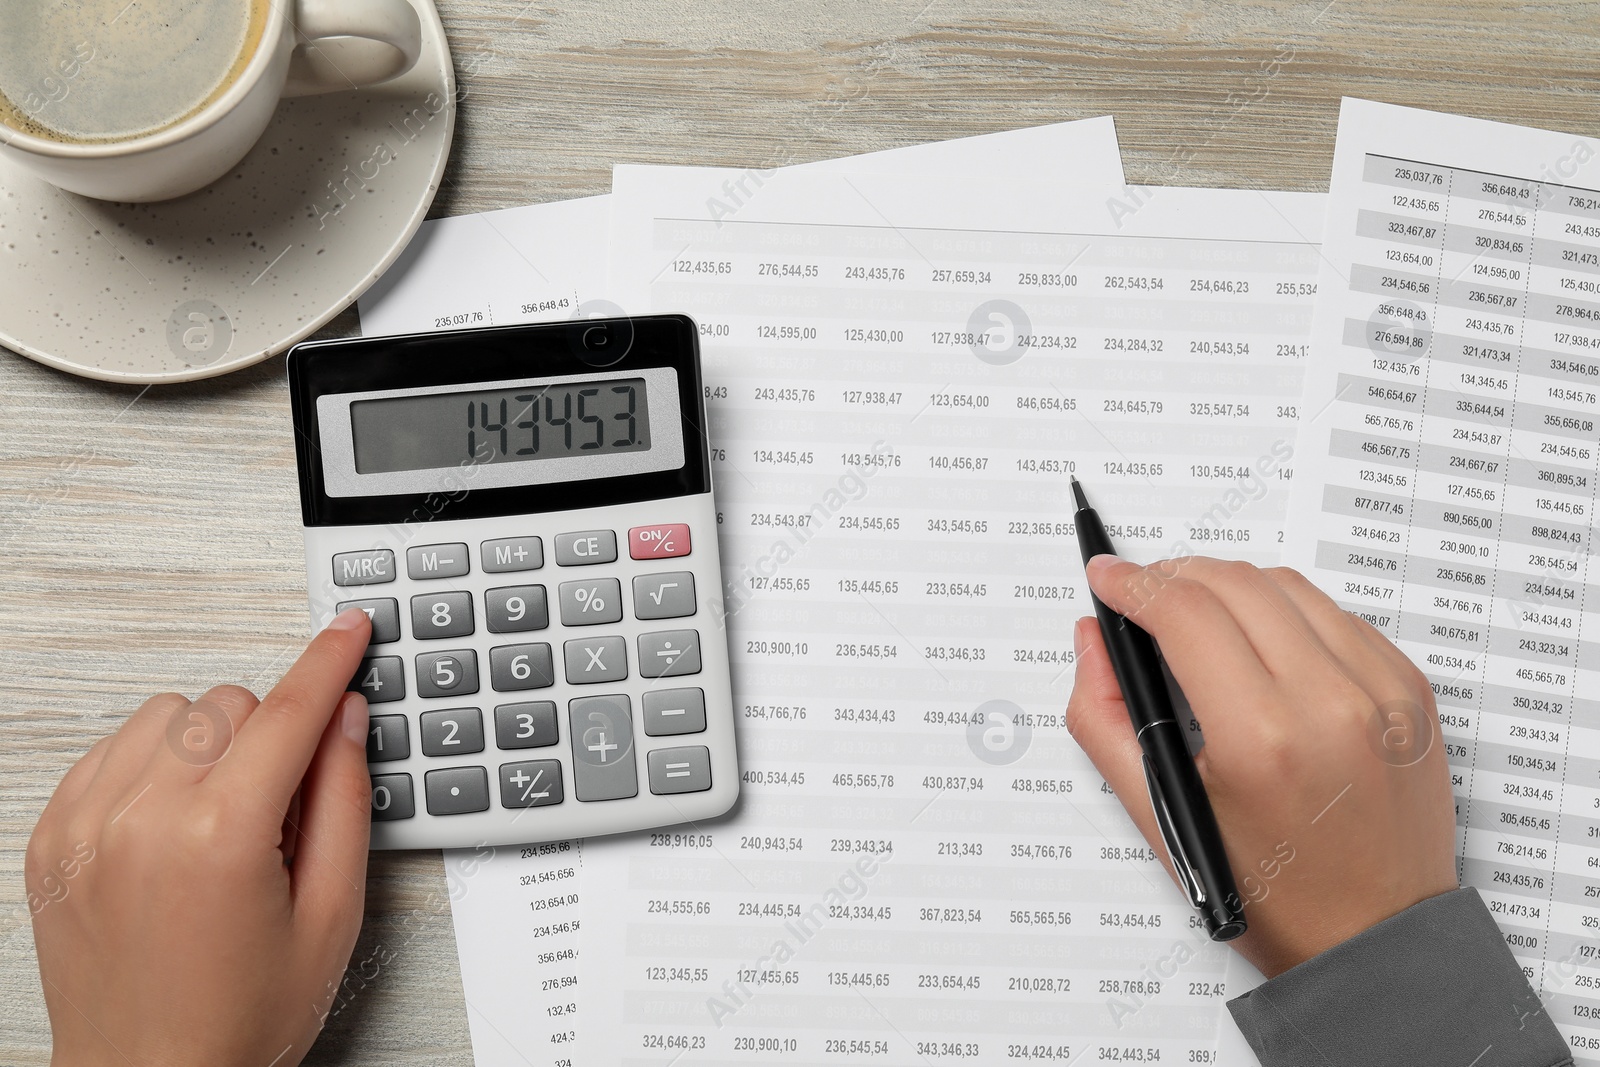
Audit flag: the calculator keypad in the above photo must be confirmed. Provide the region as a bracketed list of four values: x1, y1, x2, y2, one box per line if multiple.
[415, 650, 479, 698]
[420, 707, 485, 756]
[339, 598, 401, 644]
[485, 586, 548, 633]
[334, 517, 719, 833]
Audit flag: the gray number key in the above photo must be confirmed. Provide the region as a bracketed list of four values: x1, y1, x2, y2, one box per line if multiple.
[370, 773, 415, 820]
[366, 714, 410, 762]
[411, 591, 474, 640]
[334, 549, 395, 587]
[559, 578, 623, 626]
[350, 656, 405, 703]
[482, 536, 543, 572]
[632, 572, 696, 620]
[647, 746, 712, 795]
[420, 707, 485, 756]
[642, 688, 706, 736]
[554, 530, 617, 566]
[337, 598, 400, 644]
[415, 650, 479, 698]
[499, 760, 564, 808]
[425, 766, 491, 815]
[569, 695, 637, 801]
[564, 636, 627, 684]
[494, 701, 558, 749]
[638, 629, 701, 678]
[408, 542, 470, 580]
[489, 643, 556, 691]
[486, 585, 548, 633]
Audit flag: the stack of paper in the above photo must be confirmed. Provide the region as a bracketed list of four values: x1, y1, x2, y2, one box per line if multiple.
[359, 101, 1600, 1066]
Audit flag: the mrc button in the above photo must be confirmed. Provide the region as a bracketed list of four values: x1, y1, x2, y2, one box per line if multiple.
[333, 549, 395, 586]
[629, 524, 691, 560]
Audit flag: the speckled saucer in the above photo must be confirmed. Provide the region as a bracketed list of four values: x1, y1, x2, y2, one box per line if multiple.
[0, 0, 454, 384]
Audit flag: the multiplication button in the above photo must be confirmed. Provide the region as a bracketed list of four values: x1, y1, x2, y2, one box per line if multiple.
[564, 636, 627, 683]
[569, 695, 637, 801]
[647, 746, 712, 795]
[482, 536, 543, 572]
[499, 760, 563, 808]
[425, 767, 491, 815]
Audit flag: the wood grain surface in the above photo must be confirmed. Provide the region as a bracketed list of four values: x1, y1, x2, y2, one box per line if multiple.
[3, 1, 1598, 1062]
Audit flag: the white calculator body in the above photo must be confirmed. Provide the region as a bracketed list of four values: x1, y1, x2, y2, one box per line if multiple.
[287, 316, 738, 850]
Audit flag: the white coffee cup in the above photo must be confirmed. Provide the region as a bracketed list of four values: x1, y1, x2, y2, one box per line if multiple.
[0, 0, 424, 203]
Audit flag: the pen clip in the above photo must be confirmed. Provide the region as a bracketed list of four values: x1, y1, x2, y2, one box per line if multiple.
[1142, 754, 1205, 908]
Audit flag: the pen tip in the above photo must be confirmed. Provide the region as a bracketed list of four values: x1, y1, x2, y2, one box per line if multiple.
[1070, 476, 1089, 510]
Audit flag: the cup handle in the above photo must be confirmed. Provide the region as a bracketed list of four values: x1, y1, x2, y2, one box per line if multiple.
[283, 0, 424, 98]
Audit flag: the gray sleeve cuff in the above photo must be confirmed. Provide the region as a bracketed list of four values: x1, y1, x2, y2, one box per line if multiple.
[1226, 887, 1572, 1067]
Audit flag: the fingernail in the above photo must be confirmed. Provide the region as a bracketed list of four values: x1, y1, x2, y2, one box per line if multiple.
[1073, 617, 1091, 659]
[327, 607, 371, 632]
[1086, 553, 1124, 576]
[340, 693, 369, 746]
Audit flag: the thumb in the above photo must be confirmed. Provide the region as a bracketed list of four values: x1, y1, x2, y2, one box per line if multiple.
[1066, 616, 1169, 867]
[290, 692, 371, 949]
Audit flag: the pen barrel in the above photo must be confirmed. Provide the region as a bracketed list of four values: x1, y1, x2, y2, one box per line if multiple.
[1141, 721, 1247, 941]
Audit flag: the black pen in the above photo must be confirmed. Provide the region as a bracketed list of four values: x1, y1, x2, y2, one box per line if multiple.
[1071, 477, 1247, 941]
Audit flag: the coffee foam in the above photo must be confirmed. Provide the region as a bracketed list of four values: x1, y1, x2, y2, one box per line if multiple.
[0, 0, 267, 144]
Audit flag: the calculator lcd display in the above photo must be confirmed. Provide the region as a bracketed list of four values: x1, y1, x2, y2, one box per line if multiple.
[349, 378, 652, 474]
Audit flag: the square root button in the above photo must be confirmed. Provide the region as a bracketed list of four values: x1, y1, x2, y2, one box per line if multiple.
[648, 746, 711, 794]
[629, 524, 691, 560]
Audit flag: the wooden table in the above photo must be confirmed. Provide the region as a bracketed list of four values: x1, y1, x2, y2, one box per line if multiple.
[2, 1, 1596, 1062]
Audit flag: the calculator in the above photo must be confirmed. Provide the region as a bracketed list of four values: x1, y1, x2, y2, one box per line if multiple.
[286, 316, 738, 850]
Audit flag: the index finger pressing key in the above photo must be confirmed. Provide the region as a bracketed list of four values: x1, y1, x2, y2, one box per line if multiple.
[210, 609, 372, 810]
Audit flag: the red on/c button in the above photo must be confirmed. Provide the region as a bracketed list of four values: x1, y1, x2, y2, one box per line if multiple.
[629, 524, 692, 559]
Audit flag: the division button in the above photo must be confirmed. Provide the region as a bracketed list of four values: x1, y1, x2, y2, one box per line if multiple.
[569, 695, 638, 801]
[564, 636, 628, 684]
[554, 530, 618, 566]
[632, 571, 696, 620]
[336, 597, 400, 644]
[407, 542, 470, 580]
[642, 688, 706, 736]
[482, 536, 544, 573]
[425, 766, 491, 815]
[365, 714, 410, 763]
[499, 760, 564, 808]
[370, 773, 415, 820]
[350, 656, 405, 703]
[629, 524, 691, 560]
[638, 629, 702, 678]
[647, 746, 712, 795]
[333, 549, 395, 587]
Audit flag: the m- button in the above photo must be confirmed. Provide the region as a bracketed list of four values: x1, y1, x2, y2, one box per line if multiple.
[408, 543, 469, 580]
[629, 524, 691, 560]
